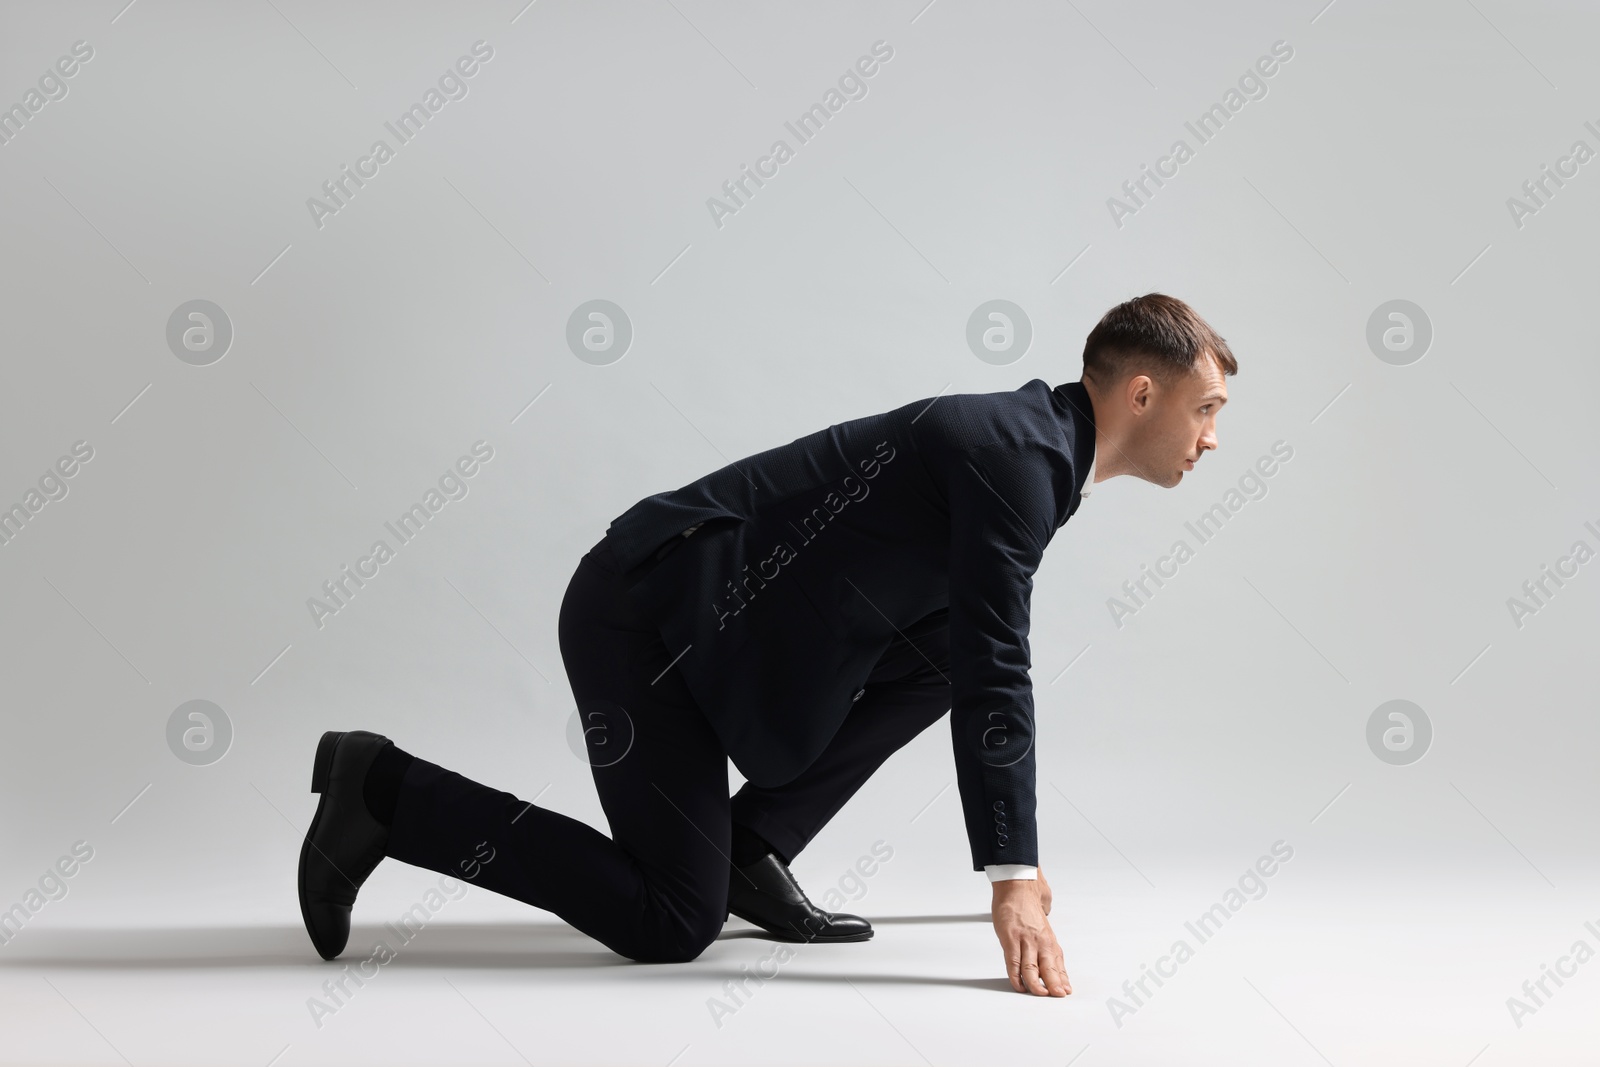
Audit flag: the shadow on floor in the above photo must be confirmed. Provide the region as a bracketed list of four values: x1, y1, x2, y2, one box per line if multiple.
[0, 914, 993, 971]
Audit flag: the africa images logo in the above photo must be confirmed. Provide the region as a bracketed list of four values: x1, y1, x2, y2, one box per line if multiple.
[709, 440, 897, 631]
[1106, 40, 1295, 228]
[305, 41, 495, 230]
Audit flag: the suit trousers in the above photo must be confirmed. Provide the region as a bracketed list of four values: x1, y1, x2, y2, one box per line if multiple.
[382, 533, 953, 963]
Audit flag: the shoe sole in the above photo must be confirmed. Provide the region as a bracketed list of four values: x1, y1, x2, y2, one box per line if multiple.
[310, 729, 341, 793]
[726, 906, 874, 943]
[298, 730, 345, 960]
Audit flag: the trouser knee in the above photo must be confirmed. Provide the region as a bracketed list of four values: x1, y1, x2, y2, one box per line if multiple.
[622, 917, 722, 964]
[612, 885, 726, 963]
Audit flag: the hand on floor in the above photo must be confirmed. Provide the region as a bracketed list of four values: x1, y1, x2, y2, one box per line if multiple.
[991, 877, 1071, 997]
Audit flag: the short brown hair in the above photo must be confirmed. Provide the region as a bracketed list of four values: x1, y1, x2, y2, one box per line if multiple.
[1081, 293, 1237, 389]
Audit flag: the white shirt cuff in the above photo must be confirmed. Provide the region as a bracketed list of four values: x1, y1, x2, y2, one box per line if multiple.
[985, 864, 1038, 882]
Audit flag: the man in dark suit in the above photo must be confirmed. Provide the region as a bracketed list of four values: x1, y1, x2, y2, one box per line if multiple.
[298, 293, 1236, 997]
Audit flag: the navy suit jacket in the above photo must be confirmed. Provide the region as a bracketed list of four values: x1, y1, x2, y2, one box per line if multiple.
[605, 379, 1097, 870]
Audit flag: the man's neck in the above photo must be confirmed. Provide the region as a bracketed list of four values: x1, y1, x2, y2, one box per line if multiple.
[1078, 380, 1106, 484]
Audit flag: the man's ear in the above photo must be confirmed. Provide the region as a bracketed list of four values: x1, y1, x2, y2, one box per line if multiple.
[1126, 375, 1152, 415]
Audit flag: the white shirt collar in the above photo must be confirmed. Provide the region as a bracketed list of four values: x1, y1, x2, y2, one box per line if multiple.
[1079, 449, 1097, 498]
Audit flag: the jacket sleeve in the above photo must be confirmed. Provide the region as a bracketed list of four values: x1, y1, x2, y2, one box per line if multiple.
[946, 443, 1056, 871]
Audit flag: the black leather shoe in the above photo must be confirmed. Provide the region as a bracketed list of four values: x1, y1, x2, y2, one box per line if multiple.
[727, 853, 874, 943]
[299, 730, 392, 960]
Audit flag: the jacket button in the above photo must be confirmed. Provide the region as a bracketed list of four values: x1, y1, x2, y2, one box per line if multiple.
[993, 801, 1005, 811]
[852, 689, 865, 703]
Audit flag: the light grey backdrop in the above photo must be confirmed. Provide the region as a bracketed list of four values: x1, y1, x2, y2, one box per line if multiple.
[2, 0, 1597, 1062]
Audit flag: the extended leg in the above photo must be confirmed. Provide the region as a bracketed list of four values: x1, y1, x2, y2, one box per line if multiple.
[381, 539, 732, 964]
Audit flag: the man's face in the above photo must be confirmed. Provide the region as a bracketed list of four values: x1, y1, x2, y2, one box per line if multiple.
[1128, 351, 1227, 488]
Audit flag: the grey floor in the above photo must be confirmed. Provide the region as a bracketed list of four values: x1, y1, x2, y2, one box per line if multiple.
[3, 855, 1596, 1065]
